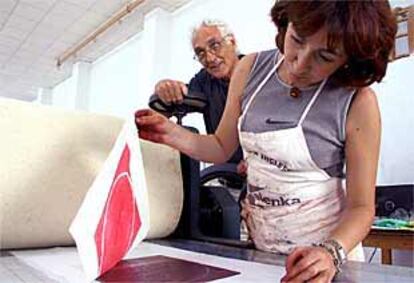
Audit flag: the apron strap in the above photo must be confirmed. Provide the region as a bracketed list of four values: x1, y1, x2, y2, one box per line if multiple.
[239, 52, 283, 130]
[298, 79, 327, 126]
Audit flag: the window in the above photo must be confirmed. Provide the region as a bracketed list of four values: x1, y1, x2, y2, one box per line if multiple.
[391, 5, 414, 61]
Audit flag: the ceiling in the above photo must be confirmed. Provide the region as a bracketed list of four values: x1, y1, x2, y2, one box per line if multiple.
[0, 0, 190, 101]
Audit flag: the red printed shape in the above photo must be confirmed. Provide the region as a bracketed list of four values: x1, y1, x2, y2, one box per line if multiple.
[95, 144, 141, 276]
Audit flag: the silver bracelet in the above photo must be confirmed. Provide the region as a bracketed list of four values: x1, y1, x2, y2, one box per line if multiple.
[323, 239, 347, 265]
[314, 239, 347, 274]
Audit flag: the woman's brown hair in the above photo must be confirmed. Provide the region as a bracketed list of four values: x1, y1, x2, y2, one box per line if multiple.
[271, 0, 397, 87]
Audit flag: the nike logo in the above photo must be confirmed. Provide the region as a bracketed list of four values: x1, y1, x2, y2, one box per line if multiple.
[265, 118, 292, 125]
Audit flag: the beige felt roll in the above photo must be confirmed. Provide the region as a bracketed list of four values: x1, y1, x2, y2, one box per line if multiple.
[141, 139, 183, 239]
[0, 98, 183, 249]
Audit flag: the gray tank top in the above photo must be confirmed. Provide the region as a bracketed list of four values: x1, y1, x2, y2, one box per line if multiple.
[241, 49, 355, 178]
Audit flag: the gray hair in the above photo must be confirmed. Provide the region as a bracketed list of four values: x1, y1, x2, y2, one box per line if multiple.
[190, 19, 239, 53]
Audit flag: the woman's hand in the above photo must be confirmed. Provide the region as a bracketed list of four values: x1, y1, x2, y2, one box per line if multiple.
[135, 109, 178, 145]
[281, 246, 336, 283]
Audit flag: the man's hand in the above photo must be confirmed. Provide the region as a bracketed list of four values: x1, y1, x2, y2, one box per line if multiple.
[154, 79, 188, 104]
[281, 246, 336, 283]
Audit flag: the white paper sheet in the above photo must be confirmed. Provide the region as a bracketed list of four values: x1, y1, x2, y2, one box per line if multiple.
[69, 119, 150, 281]
[11, 242, 284, 283]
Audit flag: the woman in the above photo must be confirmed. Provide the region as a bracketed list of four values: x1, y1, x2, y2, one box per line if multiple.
[136, 1, 397, 282]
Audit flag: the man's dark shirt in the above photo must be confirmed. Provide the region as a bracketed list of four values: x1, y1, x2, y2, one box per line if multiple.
[188, 68, 243, 165]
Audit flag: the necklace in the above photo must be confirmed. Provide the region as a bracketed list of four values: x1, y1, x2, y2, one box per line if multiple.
[289, 87, 301, 98]
[278, 61, 301, 98]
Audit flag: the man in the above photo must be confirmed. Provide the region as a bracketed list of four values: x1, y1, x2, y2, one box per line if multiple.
[152, 19, 244, 169]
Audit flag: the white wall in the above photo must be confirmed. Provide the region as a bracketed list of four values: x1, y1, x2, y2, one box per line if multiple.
[53, 72, 77, 109]
[87, 34, 142, 117]
[373, 57, 414, 185]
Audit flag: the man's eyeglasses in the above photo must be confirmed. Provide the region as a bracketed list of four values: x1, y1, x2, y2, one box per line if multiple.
[193, 37, 228, 64]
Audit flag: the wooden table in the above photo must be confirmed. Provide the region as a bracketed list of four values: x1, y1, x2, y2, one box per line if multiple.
[362, 228, 414, 264]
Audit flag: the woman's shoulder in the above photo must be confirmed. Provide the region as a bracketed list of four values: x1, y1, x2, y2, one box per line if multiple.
[237, 53, 257, 70]
[351, 87, 378, 109]
[233, 53, 258, 79]
[239, 48, 279, 66]
[229, 54, 259, 100]
[346, 87, 380, 133]
[232, 48, 280, 86]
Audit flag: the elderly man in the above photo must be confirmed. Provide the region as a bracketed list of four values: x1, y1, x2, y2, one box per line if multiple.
[153, 19, 244, 169]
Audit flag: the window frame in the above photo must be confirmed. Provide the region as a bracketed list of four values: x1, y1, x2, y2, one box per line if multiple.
[391, 5, 414, 61]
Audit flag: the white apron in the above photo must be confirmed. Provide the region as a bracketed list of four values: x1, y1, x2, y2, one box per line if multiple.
[239, 56, 364, 261]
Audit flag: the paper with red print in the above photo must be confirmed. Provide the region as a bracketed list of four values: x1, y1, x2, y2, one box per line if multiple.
[69, 119, 149, 282]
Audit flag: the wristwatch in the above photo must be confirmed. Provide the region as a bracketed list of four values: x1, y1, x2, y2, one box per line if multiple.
[317, 239, 347, 273]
